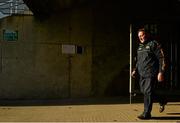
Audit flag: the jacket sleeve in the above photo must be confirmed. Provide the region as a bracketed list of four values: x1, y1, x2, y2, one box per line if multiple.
[132, 55, 137, 71]
[152, 41, 166, 73]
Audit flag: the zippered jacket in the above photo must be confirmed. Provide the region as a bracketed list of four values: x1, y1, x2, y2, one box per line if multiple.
[135, 40, 165, 77]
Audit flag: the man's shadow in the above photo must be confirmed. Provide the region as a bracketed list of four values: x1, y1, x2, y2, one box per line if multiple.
[151, 112, 180, 120]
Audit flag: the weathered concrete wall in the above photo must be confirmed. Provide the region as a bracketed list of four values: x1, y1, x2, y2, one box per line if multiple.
[0, 2, 131, 99]
[0, 6, 93, 99]
[91, 2, 129, 96]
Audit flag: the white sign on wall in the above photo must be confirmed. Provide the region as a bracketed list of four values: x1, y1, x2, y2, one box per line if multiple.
[62, 44, 76, 54]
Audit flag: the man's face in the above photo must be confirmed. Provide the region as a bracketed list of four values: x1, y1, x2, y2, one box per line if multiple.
[138, 31, 146, 43]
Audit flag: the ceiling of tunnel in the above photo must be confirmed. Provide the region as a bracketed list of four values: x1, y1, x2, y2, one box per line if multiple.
[23, 0, 91, 17]
[23, 0, 180, 18]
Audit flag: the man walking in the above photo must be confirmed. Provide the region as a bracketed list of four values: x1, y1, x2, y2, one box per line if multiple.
[132, 28, 167, 119]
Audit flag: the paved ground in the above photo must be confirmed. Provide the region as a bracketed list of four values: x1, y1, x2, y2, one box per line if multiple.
[0, 97, 179, 122]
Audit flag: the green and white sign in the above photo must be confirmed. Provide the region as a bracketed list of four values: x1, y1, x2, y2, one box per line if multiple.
[3, 29, 18, 41]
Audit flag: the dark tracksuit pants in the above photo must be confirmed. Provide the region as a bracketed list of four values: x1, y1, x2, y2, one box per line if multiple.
[139, 76, 167, 115]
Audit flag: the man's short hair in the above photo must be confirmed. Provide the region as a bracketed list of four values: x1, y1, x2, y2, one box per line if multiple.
[138, 28, 146, 33]
[138, 28, 151, 34]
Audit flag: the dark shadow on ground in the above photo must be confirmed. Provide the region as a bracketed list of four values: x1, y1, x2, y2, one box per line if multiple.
[166, 113, 180, 115]
[151, 116, 180, 120]
[0, 95, 179, 107]
[2, 93, 166, 107]
[0, 96, 134, 107]
[167, 103, 180, 105]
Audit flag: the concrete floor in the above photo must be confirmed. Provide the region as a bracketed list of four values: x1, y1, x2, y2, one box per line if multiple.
[0, 97, 179, 122]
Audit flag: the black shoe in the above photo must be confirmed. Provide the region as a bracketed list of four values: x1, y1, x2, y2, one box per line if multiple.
[137, 113, 151, 119]
[159, 105, 165, 113]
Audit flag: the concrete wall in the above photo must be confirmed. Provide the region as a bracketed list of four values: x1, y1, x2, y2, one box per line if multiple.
[0, 3, 130, 99]
[92, 2, 130, 96]
[0, 6, 93, 99]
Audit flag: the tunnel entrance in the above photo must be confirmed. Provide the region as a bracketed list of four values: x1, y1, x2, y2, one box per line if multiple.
[130, 19, 180, 99]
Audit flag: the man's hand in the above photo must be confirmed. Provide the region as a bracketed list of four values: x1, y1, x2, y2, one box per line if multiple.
[158, 72, 164, 82]
[131, 70, 136, 78]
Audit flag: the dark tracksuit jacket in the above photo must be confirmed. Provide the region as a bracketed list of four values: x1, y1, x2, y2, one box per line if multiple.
[136, 40, 165, 78]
